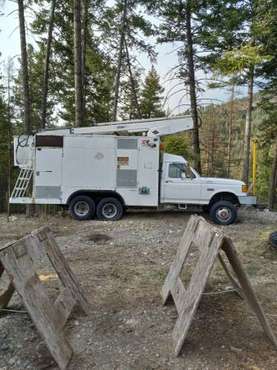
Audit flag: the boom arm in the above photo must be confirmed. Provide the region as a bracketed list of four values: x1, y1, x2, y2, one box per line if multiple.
[14, 116, 193, 168]
[38, 115, 193, 137]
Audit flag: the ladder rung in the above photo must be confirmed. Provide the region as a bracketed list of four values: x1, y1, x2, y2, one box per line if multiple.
[11, 168, 33, 200]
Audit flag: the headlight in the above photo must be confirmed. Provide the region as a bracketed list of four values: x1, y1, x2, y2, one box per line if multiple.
[241, 184, 248, 193]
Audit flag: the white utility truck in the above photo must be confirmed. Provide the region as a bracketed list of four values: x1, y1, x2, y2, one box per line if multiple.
[10, 116, 256, 225]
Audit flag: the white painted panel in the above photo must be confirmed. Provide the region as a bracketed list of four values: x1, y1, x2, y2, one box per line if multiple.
[161, 161, 202, 204]
[62, 136, 116, 190]
[35, 148, 62, 187]
[116, 138, 159, 206]
[136, 138, 159, 206]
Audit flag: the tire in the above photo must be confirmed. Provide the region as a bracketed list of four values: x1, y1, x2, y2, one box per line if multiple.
[96, 197, 123, 221]
[209, 200, 237, 225]
[69, 195, 95, 220]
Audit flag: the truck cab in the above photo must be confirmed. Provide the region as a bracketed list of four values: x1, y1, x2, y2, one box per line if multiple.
[160, 153, 256, 224]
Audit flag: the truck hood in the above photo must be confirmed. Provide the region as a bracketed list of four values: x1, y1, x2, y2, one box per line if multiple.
[198, 177, 244, 186]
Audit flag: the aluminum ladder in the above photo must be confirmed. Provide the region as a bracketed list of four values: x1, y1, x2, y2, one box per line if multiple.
[11, 168, 33, 199]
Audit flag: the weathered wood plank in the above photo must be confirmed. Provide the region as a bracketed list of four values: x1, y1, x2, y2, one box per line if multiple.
[0, 245, 73, 370]
[32, 227, 90, 315]
[217, 252, 244, 299]
[161, 216, 201, 305]
[0, 261, 4, 277]
[0, 226, 91, 369]
[0, 282, 15, 309]
[171, 277, 186, 316]
[0, 258, 15, 309]
[55, 287, 76, 330]
[172, 229, 224, 356]
[162, 215, 277, 357]
[222, 238, 277, 348]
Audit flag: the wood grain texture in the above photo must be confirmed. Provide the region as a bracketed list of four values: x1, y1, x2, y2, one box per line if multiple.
[0, 260, 15, 309]
[55, 287, 76, 330]
[0, 226, 91, 369]
[0, 243, 72, 370]
[32, 227, 90, 315]
[162, 215, 277, 357]
[222, 238, 277, 348]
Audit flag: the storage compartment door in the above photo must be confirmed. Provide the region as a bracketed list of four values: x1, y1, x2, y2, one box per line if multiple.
[34, 147, 63, 201]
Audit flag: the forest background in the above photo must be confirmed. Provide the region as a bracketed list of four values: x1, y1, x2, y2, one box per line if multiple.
[0, 0, 276, 213]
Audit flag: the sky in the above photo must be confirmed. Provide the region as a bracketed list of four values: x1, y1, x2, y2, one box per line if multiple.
[0, 1, 253, 119]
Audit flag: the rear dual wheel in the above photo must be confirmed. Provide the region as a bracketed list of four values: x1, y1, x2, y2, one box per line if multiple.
[69, 196, 123, 221]
[69, 195, 95, 221]
[96, 197, 123, 221]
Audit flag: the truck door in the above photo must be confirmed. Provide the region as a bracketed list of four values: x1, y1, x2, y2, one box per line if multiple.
[161, 162, 201, 204]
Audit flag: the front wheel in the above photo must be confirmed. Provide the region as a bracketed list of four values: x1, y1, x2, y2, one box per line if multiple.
[96, 197, 123, 221]
[209, 200, 237, 225]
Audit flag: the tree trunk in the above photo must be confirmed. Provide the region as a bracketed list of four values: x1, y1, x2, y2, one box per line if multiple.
[210, 110, 215, 177]
[124, 35, 141, 119]
[81, 0, 88, 125]
[41, 0, 56, 129]
[227, 84, 235, 177]
[113, 0, 128, 121]
[18, 0, 32, 134]
[7, 58, 13, 220]
[268, 143, 277, 210]
[242, 67, 254, 185]
[185, 1, 201, 173]
[73, 0, 84, 127]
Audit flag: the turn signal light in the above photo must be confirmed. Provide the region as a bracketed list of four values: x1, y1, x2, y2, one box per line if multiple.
[241, 185, 248, 193]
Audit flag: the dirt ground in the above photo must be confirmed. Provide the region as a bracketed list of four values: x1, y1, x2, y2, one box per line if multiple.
[0, 208, 277, 370]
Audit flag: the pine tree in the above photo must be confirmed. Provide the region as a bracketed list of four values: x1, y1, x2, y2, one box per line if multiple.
[20, 0, 115, 126]
[41, 0, 56, 129]
[17, 0, 32, 134]
[140, 66, 165, 119]
[0, 68, 11, 212]
[149, 0, 208, 173]
[102, 0, 156, 120]
[256, 0, 277, 208]
[199, 0, 268, 185]
[120, 68, 142, 120]
[73, 0, 84, 127]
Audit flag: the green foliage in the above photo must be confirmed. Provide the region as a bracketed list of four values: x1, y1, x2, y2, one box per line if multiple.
[255, 146, 273, 201]
[120, 68, 142, 120]
[163, 134, 192, 160]
[102, 0, 156, 59]
[13, 0, 116, 127]
[140, 66, 165, 118]
[214, 44, 271, 76]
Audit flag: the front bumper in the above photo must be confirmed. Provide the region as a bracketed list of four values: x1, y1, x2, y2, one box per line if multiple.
[238, 195, 257, 205]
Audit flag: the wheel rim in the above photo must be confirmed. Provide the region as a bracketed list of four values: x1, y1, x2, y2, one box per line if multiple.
[102, 203, 117, 219]
[74, 201, 90, 217]
[216, 207, 232, 223]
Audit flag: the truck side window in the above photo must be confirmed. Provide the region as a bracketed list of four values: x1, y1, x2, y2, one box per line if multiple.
[168, 163, 186, 178]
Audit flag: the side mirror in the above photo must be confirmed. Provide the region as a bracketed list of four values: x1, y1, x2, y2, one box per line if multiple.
[181, 172, 187, 180]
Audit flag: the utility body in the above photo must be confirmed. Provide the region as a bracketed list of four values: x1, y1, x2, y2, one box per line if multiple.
[10, 116, 256, 224]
